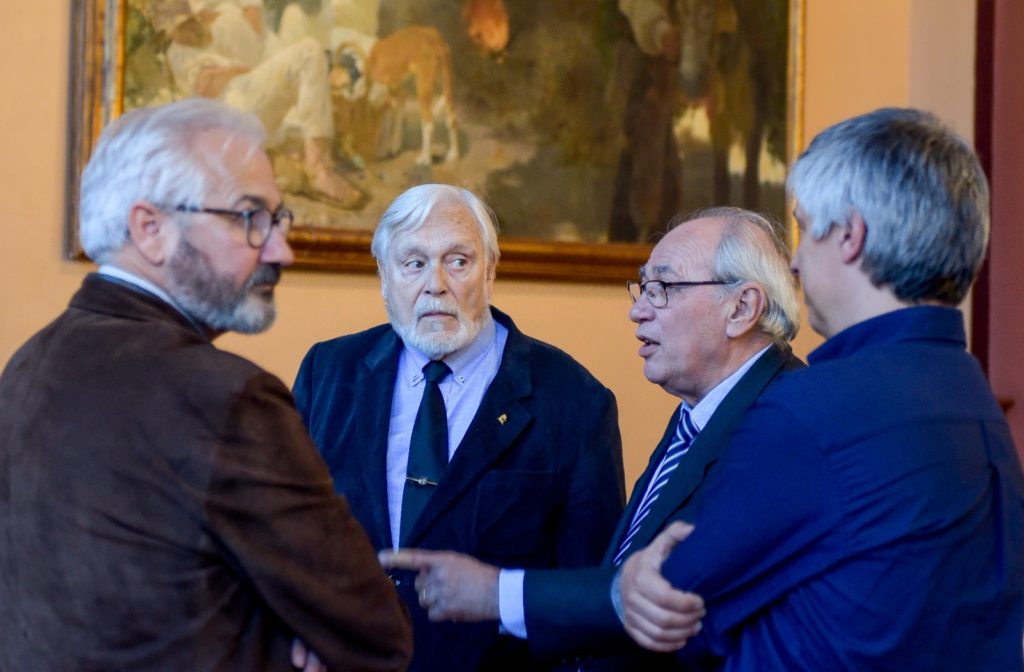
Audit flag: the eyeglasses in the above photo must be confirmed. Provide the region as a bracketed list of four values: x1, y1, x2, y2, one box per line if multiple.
[175, 205, 293, 249]
[627, 279, 729, 308]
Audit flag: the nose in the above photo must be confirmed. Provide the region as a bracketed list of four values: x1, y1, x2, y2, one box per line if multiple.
[259, 227, 294, 266]
[629, 293, 652, 323]
[424, 262, 448, 295]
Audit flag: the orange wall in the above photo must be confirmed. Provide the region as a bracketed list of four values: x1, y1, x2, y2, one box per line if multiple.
[0, 0, 977, 490]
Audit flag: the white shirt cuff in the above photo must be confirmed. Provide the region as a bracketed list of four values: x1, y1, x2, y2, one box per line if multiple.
[497, 568, 528, 638]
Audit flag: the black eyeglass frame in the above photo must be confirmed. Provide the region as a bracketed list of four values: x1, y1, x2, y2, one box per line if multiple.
[626, 279, 731, 308]
[175, 205, 293, 249]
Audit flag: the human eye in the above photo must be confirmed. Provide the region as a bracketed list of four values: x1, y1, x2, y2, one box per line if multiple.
[644, 282, 661, 299]
[249, 207, 272, 226]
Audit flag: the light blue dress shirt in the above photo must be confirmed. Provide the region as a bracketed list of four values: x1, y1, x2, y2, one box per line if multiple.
[386, 314, 508, 550]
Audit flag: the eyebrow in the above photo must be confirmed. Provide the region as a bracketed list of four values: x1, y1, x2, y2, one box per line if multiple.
[649, 264, 681, 279]
[232, 194, 273, 210]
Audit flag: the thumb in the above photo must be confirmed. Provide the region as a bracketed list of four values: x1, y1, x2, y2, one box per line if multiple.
[652, 521, 695, 563]
[291, 638, 307, 667]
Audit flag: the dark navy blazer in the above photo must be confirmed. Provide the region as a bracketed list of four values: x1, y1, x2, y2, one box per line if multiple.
[666, 306, 1024, 671]
[523, 343, 803, 670]
[293, 307, 626, 672]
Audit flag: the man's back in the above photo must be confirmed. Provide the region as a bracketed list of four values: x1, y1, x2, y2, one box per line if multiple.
[667, 307, 1024, 670]
[0, 276, 410, 670]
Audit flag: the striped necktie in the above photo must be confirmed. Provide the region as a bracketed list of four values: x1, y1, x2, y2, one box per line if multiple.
[612, 407, 698, 565]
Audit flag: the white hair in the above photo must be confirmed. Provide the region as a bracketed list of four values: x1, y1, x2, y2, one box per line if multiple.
[676, 207, 800, 344]
[371, 184, 500, 270]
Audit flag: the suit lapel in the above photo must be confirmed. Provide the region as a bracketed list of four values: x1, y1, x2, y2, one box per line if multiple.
[403, 309, 533, 546]
[611, 345, 797, 561]
[345, 331, 402, 550]
[601, 415, 678, 564]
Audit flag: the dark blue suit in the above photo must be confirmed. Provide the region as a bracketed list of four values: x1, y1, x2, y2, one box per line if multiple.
[663, 307, 1024, 671]
[522, 343, 803, 670]
[293, 307, 626, 672]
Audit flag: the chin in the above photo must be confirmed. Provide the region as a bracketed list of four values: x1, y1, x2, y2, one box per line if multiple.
[228, 298, 276, 334]
[412, 327, 465, 358]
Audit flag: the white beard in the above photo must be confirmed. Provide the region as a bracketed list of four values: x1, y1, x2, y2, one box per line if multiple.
[386, 295, 489, 359]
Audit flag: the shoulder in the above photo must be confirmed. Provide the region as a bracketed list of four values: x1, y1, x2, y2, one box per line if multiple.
[298, 323, 395, 370]
[170, 343, 294, 408]
[512, 329, 612, 396]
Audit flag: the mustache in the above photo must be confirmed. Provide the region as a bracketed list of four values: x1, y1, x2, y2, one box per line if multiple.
[414, 297, 459, 318]
[247, 264, 281, 288]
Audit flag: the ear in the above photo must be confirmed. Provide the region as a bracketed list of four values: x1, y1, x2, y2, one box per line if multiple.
[838, 212, 868, 264]
[127, 200, 176, 266]
[724, 283, 766, 339]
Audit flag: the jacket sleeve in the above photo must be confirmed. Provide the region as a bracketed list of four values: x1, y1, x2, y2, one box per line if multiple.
[523, 385, 630, 659]
[202, 370, 412, 671]
[524, 565, 630, 659]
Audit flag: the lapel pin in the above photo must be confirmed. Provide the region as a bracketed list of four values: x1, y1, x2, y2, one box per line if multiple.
[497, 414, 508, 425]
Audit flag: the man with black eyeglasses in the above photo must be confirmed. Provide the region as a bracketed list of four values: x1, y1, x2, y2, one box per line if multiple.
[0, 98, 411, 671]
[379, 206, 803, 670]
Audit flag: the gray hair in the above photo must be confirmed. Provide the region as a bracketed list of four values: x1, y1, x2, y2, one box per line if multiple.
[79, 98, 266, 263]
[673, 206, 800, 344]
[371, 184, 500, 269]
[787, 107, 990, 305]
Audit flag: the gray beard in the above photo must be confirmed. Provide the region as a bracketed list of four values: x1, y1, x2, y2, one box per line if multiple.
[385, 295, 489, 359]
[167, 236, 279, 334]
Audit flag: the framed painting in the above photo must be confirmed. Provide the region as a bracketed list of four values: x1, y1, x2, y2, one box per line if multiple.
[66, 0, 804, 282]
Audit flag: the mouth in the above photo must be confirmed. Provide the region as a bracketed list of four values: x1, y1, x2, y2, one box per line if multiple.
[636, 333, 659, 357]
[418, 311, 455, 320]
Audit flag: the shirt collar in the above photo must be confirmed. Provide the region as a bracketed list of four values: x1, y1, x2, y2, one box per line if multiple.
[97, 265, 207, 336]
[686, 345, 772, 431]
[401, 311, 497, 386]
[808, 306, 965, 366]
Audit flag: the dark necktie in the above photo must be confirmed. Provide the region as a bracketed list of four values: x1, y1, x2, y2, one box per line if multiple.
[400, 360, 451, 545]
[612, 407, 699, 565]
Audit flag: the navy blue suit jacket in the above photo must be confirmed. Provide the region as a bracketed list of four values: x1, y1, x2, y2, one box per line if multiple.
[293, 307, 626, 672]
[663, 307, 1024, 671]
[522, 343, 803, 669]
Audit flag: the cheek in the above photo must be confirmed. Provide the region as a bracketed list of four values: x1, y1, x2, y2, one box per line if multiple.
[454, 275, 487, 312]
[384, 280, 416, 314]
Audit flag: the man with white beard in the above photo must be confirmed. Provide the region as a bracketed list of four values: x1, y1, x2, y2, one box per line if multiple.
[293, 183, 626, 672]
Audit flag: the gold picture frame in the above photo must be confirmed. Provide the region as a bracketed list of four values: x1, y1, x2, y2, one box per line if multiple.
[65, 0, 803, 282]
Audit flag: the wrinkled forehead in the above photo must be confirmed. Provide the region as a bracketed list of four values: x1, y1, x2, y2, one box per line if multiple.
[642, 226, 718, 280]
